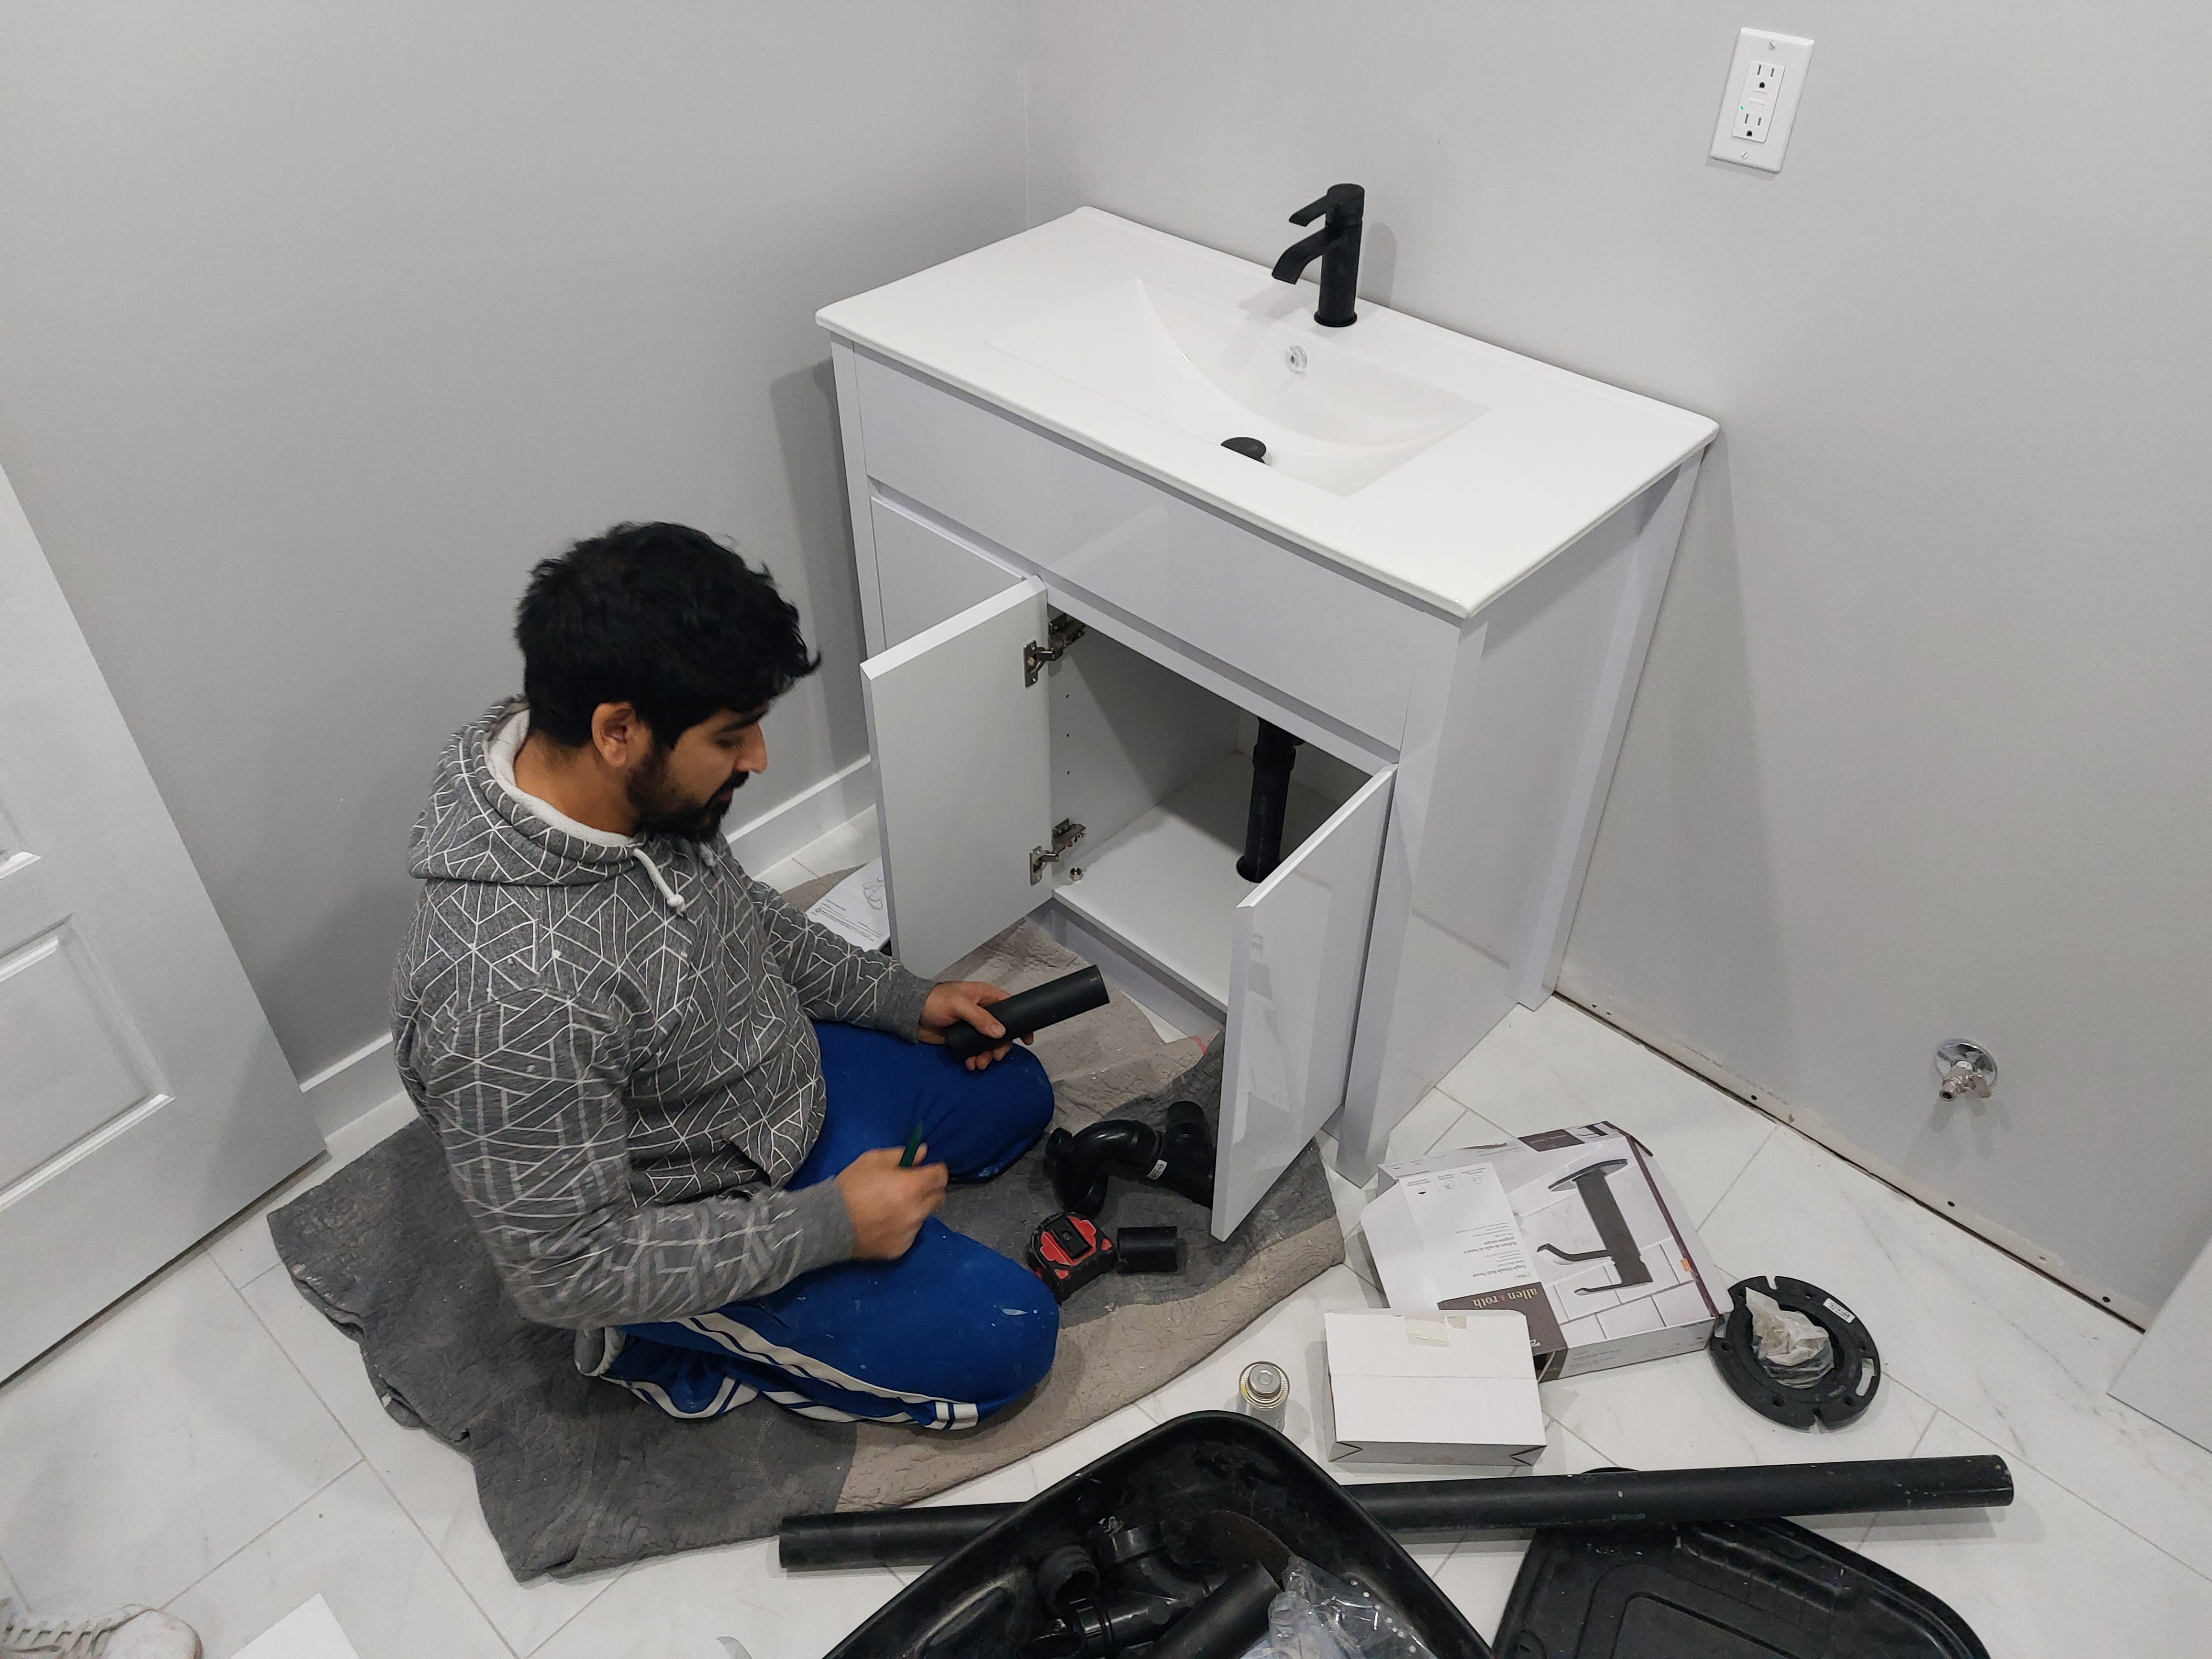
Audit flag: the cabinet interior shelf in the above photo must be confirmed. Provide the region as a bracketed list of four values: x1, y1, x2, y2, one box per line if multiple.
[1053, 752, 1346, 1014]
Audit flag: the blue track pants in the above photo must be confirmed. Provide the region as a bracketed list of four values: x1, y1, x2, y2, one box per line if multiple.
[586, 1023, 1060, 1427]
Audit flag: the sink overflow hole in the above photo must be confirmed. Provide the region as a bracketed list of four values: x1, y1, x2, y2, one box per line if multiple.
[1221, 435, 1269, 464]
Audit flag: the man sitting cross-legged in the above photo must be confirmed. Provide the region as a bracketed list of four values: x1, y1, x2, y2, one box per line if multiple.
[392, 521, 1059, 1426]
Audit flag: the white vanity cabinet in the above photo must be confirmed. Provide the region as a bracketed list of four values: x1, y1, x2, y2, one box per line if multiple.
[818, 210, 1716, 1236]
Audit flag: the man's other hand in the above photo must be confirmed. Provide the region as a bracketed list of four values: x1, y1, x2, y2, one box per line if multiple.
[836, 1146, 948, 1260]
[917, 980, 1029, 1071]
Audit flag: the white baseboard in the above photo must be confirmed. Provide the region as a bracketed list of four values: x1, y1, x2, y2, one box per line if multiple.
[1554, 964, 2154, 1329]
[724, 755, 875, 874]
[296, 1033, 407, 1142]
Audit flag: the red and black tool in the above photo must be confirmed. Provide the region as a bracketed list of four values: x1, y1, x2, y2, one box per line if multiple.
[1027, 1212, 1117, 1304]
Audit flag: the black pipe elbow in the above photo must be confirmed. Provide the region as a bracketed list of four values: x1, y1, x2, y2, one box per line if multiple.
[1044, 1105, 1215, 1217]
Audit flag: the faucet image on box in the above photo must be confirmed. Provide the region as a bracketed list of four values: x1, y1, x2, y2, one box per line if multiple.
[1271, 183, 1365, 327]
[1537, 1159, 1656, 1294]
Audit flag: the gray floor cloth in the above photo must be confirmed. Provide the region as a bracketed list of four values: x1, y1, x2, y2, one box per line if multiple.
[269, 879, 1344, 1581]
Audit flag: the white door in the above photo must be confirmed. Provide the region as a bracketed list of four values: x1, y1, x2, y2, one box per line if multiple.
[862, 579, 1054, 977]
[1216, 768, 1394, 1238]
[0, 462, 320, 1380]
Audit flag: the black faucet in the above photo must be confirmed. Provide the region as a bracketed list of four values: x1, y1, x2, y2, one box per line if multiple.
[1271, 183, 1364, 327]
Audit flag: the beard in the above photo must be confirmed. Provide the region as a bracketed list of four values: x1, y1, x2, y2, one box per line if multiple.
[626, 748, 745, 842]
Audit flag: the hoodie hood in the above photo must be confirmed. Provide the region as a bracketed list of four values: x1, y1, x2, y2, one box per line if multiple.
[408, 698, 696, 909]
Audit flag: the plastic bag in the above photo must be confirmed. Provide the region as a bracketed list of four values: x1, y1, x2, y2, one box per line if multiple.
[1238, 1557, 1438, 1659]
[1746, 1286, 1834, 1386]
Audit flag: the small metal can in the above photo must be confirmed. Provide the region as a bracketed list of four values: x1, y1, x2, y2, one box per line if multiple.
[1236, 1360, 1290, 1429]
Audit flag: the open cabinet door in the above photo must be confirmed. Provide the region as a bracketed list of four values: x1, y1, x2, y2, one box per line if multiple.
[862, 579, 1054, 977]
[1215, 766, 1395, 1239]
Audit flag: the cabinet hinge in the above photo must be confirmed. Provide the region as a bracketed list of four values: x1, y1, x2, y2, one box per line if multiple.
[1030, 818, 1086, 885]
[1023, 615, 1088, 686]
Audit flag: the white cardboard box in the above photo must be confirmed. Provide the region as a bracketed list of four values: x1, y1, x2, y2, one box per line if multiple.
[1366, 1122, 1728, 1380]
[1324, 1307, 1546, 1467]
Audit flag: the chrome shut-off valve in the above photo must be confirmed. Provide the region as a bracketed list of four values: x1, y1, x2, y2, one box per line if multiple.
[1935, 1039, 1998, 1100]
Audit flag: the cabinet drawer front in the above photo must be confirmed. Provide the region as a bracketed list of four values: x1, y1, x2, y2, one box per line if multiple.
[871, 493, 1023, 649]
[855, 353, 1427, 748]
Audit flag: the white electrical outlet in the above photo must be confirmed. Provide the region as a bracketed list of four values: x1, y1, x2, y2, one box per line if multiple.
[1710, 28, 1814, 173]
[1732, 58, 1784, 140]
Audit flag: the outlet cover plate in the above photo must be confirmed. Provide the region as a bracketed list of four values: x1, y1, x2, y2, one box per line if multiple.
[1710, 27, 1815, 173]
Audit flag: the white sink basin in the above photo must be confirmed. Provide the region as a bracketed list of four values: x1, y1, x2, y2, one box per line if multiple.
[988, 278, 1484, 496]
[818, 209, 1715, 619]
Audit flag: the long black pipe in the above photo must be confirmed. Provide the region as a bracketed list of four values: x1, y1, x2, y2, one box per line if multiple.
[777, 1455, 2013, 1571]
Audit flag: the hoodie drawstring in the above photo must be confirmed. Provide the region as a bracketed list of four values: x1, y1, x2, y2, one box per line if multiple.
[630, 846, 689, 913]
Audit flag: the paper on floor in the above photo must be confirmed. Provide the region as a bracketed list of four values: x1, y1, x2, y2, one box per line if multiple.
[804, 858, 889, 950]
[234, 1595, 363, 1659]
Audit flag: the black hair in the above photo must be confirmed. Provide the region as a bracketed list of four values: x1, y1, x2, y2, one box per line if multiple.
[515, 522, 819, 748]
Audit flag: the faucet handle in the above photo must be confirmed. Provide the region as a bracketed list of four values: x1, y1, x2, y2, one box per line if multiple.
[1289, 183, 1365, 227]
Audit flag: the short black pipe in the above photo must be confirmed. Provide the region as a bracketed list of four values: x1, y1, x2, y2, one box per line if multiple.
[1235, 723, 1302, 883]
[1146, 1561, 1279, 1659]
[780, 1506, 1000, 1570]
[943, 965, 1109, 1061]
[1116, 1225, 1183, 1274]
[775, 1455, 2013, 1570]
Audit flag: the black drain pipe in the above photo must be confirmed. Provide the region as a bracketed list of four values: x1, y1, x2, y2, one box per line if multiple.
[1235, 722, 1303, 882]
[778, 1454, 2015, 1570]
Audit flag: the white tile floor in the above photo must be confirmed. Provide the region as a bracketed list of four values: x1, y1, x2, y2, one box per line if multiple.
[5, 813, 2208, 1656]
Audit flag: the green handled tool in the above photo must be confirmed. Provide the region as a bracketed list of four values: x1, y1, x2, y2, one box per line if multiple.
[898, 1119, 924, 1169]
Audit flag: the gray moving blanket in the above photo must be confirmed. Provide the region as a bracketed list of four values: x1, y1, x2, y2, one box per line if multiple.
[270, 900, 1344, 1580]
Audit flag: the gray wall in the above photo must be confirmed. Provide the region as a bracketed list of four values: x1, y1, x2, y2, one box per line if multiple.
[0, 1, 1026, 1078]
[1022, 1, 2212, 1311]
[8, 0, 2207, 1312]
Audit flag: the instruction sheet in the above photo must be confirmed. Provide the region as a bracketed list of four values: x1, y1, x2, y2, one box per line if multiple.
[804, 858, 889, 951]
[1361, 1160, 1540, 1310]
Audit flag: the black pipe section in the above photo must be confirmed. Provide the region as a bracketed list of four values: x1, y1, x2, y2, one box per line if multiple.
[776, 1455, 2013, 1570]
[1146, 1561, 1280, 1659]
[944, 965, 1110, 1061]
[1351, 1457, 2013, 1534]
[1116, 1226, 1183, 1274]
[1236, 722, 1304, 882]
[785, 1505, 996, 1568]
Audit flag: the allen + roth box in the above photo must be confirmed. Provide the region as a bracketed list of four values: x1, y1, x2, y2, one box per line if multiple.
[1362, 1122, 1727, 1381]
[1323, 1307, 1547, 1467]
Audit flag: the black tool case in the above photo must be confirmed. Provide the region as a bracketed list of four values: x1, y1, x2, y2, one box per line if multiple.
[824, 1410, 1493, 1659]
[1491, 1516, 1988, 1658]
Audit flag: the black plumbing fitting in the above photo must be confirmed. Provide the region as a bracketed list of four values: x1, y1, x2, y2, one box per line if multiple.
[1044, 1100, 1214, 1217]
[1033, 1543, 1102, 1618]
[1146, 1560, 1281, 1659]
[1236, 721, 1304, 883]
[1021, 1517, 1231, 1659]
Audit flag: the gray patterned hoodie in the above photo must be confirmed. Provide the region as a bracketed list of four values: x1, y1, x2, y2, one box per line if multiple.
[392, 700, 933, 1330]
